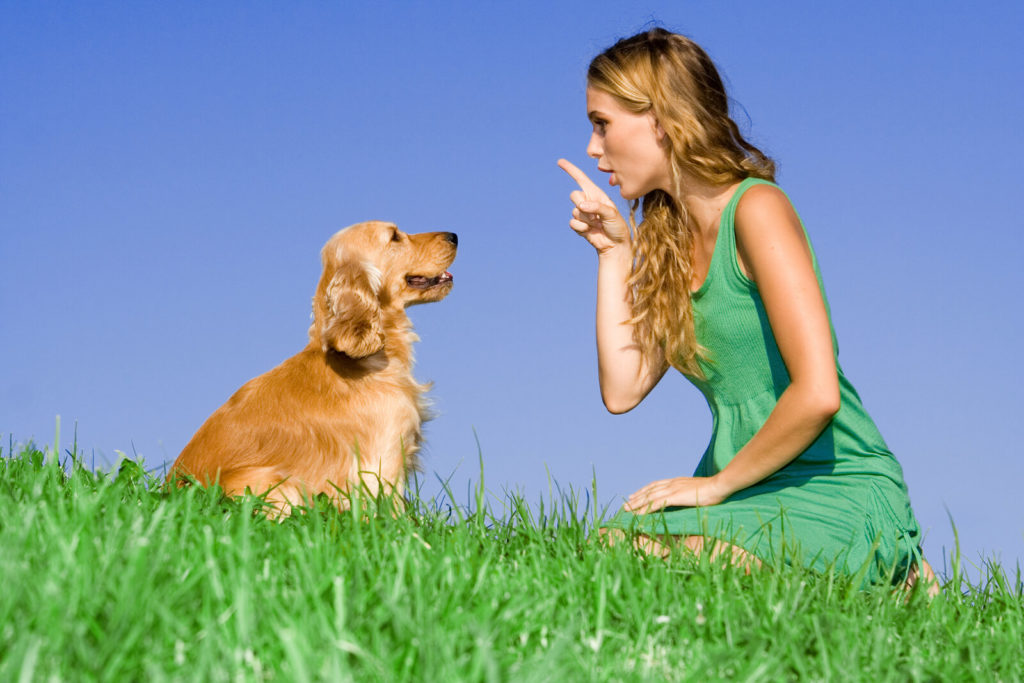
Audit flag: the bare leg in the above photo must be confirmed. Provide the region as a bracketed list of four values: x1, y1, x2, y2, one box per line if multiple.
[597, 527, 675, 557]
[682, 535, 763, 574]
[598, 528, 762, 574]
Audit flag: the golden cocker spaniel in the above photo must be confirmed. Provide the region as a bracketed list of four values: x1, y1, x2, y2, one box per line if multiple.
[169, 220, 457, 511]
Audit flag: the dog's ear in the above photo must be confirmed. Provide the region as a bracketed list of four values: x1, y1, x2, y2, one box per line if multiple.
[317, 259, 385, 358]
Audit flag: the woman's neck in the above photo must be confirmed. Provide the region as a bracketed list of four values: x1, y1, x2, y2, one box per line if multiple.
[674, 173, 742, 238]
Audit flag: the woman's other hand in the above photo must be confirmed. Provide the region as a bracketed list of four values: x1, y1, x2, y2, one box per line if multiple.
[623, 475, 728, 512]
[558, 159, 630, 253]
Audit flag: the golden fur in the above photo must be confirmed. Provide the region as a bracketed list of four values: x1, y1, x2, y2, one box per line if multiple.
[169, 221, 457, 511]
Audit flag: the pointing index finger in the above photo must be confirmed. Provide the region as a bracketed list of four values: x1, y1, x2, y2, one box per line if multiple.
[557, 158, 601, 195]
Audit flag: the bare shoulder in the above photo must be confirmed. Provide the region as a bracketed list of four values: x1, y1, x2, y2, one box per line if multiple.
[734, 183, 801, 235]
[733, 182, 811, 280]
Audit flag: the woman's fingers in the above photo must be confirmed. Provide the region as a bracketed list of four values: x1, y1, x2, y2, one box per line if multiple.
[572, 206, 601, 224]
[625, 481, 664, 511]
[625, 493, 663, 513]
[558, 158, 614, 207]
[557, 158, 601, 194]
[560, 158, 629, 249]
[569, 217, 593, 235]
[578, 199, 618, 220]
[570, 192, 613, 225]
[570, 205, 608, 240]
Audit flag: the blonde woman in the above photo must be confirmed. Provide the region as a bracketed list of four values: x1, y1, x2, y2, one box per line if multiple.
[559, 27, 937, 592]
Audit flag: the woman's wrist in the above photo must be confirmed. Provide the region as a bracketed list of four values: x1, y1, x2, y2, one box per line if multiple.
[706, 472, 735, 505]
[596, 241, 632, 263]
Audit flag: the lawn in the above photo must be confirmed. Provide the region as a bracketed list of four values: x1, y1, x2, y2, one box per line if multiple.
[1, 437, 1021, 681]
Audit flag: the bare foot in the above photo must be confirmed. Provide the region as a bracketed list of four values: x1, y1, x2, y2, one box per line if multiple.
[904, 558, 940, 598]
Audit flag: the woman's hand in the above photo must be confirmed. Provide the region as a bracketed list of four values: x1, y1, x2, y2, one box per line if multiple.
[557, 159, 630, 253]
[623, 475, 727, 513]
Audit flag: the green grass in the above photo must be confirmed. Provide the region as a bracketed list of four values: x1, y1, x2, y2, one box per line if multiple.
[1, 437, 1022, 682]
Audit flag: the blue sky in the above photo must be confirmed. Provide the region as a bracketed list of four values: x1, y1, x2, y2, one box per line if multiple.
[3, 1, 1022, 578]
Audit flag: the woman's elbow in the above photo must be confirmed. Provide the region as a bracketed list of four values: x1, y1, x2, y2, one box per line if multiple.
[599, 365, 664, 414]
[813, 387, 841, 423]
[790, 379, 840, 425]
[601, 390, 640, 415]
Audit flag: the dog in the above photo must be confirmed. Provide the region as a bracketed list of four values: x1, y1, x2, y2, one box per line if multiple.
[169, 220, 457, 512]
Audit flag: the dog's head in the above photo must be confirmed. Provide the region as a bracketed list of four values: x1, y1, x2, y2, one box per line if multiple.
[311, 221, 458, 358]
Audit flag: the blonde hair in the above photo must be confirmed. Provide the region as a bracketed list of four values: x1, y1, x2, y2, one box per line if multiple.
[588, 28, 776, 376]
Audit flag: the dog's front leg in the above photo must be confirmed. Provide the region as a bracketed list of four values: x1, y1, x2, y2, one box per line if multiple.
[346, 436, 408, 507]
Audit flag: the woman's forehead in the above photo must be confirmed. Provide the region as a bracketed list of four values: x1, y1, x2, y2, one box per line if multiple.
[586, 87, 622, 117]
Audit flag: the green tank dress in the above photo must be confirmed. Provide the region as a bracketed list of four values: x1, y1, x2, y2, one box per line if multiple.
[606, 177, 925, 588]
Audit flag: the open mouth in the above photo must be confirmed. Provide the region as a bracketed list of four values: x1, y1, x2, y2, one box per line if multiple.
[406, 271, 453, 289]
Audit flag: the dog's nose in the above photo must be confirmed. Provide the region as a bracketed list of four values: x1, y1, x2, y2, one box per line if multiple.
[445, 232, 458, 247]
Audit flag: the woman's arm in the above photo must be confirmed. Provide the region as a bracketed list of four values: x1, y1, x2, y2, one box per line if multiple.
[715, 184, 840, 493]
[594, 243, 669, 413]
[558, 159, 668, 413]
[624, 184, 839, 511]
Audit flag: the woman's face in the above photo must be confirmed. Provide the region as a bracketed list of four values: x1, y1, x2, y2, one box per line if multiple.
[585, 87, 672, 200]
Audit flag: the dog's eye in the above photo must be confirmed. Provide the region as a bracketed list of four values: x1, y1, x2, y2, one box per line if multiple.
[391, 230, 401, 243]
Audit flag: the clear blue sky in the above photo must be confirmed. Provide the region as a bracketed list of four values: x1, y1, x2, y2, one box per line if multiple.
[3, 1, 1022, 578]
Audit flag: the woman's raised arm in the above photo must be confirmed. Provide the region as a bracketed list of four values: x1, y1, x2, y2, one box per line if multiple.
[558, 159, 668, 413]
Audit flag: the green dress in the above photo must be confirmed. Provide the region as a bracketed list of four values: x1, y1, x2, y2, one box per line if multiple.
[606, 178, 924, 587]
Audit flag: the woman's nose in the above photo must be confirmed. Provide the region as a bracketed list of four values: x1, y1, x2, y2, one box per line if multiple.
[586, 132, 602, 159]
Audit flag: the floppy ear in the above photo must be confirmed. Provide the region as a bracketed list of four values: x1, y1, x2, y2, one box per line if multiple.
[317, 259, 385, 358]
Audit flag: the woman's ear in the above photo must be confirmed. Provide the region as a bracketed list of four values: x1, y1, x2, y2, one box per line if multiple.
[653, 117, 667, 143]
[316, 259, 385, 358]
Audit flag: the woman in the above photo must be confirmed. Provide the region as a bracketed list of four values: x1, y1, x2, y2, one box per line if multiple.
[558, 27, 936, 592]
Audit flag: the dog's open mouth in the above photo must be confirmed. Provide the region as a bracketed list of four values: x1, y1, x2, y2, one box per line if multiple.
[406, 272, 453, 290]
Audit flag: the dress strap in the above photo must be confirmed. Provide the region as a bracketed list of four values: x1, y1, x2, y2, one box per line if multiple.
[701, 177, 779, 295]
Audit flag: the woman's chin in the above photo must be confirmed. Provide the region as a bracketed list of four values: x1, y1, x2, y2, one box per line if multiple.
[620, 183, 663, 201]
[617, 181, 651, 201]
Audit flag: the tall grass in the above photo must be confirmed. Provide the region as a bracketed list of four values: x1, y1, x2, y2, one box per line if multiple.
[1, 435, 1021, 681]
